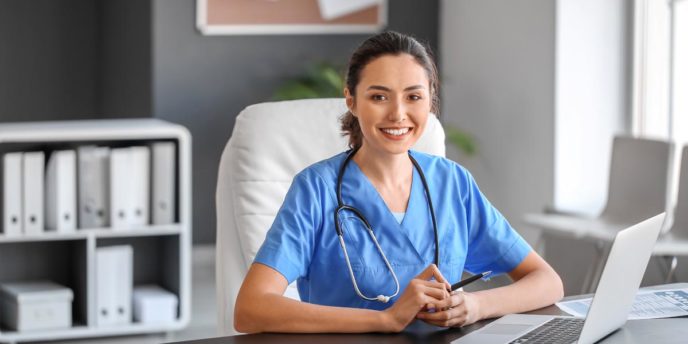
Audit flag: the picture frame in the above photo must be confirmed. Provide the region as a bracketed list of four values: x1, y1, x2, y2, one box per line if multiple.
[196, 0, 388, 35]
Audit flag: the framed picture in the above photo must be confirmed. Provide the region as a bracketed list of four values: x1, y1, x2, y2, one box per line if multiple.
[196, 0, 388, 35]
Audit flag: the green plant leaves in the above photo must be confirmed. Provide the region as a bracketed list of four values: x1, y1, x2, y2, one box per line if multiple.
[272, 63, 344, 101]
[445, 126, 476, 156]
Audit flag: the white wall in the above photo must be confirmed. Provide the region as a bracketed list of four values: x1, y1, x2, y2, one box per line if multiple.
[555, 0, 629, 216]
[440, 0, 556, 244]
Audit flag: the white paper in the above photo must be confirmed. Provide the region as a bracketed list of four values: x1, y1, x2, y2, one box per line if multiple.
[557, 288, 688, 320]
[317, 0, 381, 20]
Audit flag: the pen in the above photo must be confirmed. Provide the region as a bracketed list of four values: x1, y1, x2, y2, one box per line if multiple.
[450, 271, 492, 291]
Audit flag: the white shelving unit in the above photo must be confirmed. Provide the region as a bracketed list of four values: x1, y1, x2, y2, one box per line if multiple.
[0, 119, 191, 343]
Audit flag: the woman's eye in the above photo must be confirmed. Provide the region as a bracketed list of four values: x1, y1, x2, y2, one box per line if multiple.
[409, 94, 422, 101]
[372, 94, 387, 101]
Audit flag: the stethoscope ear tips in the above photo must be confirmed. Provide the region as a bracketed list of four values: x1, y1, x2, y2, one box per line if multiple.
[376, 295, 390, 303]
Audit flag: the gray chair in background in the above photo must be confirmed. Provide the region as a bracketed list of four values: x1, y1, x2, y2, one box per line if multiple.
[524, 136, 672, 293]
[654, 145, 688, 282]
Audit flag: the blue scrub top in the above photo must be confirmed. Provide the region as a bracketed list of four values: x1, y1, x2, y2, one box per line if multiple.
[254, 150, 531, 310]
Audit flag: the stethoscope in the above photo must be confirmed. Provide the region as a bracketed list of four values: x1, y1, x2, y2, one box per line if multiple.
[334, 147, 439, 303]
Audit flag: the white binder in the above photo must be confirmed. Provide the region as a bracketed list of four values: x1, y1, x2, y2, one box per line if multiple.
[45, 150, 76, 233]
[2, 153, 23, 236]
[110, 148, 130, 229]
[22, 152, 44, 235]
[78, 146, 110, 229]
[152, 143, 176, 225]
[129, 146, 150, 227]
[95, 245, 133, 326]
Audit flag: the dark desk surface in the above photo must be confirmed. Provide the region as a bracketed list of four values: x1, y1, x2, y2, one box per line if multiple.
[170, 283, 688, 344]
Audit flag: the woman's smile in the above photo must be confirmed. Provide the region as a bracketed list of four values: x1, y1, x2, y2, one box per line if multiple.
[380, 127, 413, 140]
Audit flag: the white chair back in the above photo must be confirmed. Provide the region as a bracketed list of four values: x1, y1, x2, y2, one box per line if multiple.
[215, 98, 446, 335]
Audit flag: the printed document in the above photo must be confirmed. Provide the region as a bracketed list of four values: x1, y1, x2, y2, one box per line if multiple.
[557, 288, 688, 320]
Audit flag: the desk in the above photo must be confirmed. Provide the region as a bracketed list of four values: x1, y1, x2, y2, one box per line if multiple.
[170, 283, 688, 344]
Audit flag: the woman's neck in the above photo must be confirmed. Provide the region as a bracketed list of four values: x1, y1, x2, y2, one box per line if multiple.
[353, 144, 413, 190]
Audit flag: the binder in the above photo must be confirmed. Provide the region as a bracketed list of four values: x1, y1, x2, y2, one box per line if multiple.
[45, 150, 77, 233]
[78, 146, 110, 229]
[2, 153, 23, 236]
[151, 143, 176, 225]
[129, 146, 150, 227]
[111, 147, 150, 230]
[95, 245, 133, 326]
[22, 152, 44, 235]
[109, 148, 130, 229]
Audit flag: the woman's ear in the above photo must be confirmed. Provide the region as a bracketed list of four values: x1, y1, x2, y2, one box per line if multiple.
[344, 88, 355, 116]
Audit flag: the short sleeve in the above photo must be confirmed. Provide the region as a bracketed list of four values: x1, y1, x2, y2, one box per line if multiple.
[253, 170, 326, 284]
[460, 168, 532, 275]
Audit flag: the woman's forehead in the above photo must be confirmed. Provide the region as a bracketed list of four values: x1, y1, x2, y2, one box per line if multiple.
[357, 54, 429, 90]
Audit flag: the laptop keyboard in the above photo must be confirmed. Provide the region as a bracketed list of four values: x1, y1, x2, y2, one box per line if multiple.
[508, 317, 585, 344]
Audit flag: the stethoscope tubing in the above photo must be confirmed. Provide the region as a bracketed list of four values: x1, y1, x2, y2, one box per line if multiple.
[334, 148, 439, 303]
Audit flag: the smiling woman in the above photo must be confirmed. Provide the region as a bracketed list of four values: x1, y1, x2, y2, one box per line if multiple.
[232, 31, 563, 334]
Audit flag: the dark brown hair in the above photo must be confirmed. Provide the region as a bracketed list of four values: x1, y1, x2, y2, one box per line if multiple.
[341, 31, 440, 149]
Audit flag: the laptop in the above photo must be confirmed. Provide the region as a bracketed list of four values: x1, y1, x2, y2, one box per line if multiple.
[454, 212, 666, 344]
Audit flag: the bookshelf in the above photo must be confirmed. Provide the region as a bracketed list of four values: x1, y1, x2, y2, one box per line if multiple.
[0, 119, 191, 343]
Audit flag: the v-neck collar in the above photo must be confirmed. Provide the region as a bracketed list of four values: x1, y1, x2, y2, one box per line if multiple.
[345, 152, 432, 264]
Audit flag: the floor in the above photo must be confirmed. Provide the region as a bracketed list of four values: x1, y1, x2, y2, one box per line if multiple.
[47, 245, 218, 344]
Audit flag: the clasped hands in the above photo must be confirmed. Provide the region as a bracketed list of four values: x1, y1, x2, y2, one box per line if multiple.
[384, 264, 481, 331]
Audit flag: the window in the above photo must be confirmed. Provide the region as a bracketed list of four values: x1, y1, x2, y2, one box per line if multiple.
[634, 0, 687, 145]
[634, 0, 688, 206]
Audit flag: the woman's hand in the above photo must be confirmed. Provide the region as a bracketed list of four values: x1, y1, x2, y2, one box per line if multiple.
[416, 290, 482, 327]
[382, 264, 451, 332]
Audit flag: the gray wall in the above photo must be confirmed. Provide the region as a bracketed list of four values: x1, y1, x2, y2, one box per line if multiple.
[99, 0, 152, 118]
[0, 0, 100, 121]
[0, 0, 151, 120]
[440, 0, 556, 246]
[151, 0, 440, 243]
[0, 0, 438, 244]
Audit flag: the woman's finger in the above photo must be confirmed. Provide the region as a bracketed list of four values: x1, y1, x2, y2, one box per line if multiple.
[430, 292, 462, 310]
[416, 264, 451, 290]
[422, 282, 451, 301]
[417, 308, 467, 327]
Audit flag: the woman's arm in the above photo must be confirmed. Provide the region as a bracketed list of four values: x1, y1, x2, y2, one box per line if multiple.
[471, 251, 564, 319]
[234, 263, 451, 333]
[417, 251, 564, 327]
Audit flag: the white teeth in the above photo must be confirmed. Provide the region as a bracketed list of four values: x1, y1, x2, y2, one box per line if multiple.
[381, 128, 410, 136]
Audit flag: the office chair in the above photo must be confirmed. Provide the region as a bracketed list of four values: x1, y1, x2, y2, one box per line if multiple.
[215, 98, 446, 335]
[524, 136, 672, 293]
[654, 145, 688, 282]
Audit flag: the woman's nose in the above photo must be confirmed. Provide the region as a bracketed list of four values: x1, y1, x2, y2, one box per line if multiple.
[388, 99, 406, 123]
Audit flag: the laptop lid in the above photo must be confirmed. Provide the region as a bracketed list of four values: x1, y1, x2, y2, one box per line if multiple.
[577, 212, 665, 343]
[452, 213, 666, 344]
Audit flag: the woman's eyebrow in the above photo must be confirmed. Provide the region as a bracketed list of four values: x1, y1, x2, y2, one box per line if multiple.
[366, 85, 426, 91]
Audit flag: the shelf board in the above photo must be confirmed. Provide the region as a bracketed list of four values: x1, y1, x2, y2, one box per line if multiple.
[0, 232, 87, 243]
[0, 321, 185, 342]
[0, 224, 183, 243]
[83, 224, 183, 238]
[0, 118, 189, 144]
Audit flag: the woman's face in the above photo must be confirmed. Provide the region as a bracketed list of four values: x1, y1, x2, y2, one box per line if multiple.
[345, 53, 432, 156]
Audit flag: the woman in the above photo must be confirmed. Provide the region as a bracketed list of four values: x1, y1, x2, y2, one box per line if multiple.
[234, 31, 563, 333]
